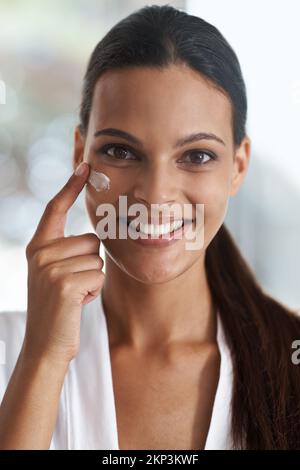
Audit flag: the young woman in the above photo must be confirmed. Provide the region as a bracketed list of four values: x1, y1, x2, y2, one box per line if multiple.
[1, 4, 300, 450]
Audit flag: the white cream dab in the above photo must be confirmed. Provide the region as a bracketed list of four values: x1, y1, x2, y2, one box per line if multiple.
[87, 169, 110, 192]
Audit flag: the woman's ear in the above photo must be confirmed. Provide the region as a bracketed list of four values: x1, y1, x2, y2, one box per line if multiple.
[229, 135, 251, 196]
[73, 126, 86, 172]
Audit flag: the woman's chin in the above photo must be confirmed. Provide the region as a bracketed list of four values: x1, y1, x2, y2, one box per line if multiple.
[103, 242, 200, 285]
[124, 267, 181, 285]
[118, 257, 188, 285]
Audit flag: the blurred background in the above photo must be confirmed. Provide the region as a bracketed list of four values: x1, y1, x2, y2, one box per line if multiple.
[0, 0, 299, 312]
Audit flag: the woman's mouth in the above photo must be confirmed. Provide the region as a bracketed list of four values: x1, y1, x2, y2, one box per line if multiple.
[122, 218, 194, 247]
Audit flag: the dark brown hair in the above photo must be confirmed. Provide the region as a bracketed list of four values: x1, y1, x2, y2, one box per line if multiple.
[79, 4, 300, 449]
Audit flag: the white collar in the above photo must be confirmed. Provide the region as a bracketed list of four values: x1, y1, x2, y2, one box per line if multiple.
[63, 294, 233, 450]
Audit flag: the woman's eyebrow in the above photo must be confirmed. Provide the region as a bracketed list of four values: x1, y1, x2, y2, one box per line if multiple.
[93, 128, 226, 147]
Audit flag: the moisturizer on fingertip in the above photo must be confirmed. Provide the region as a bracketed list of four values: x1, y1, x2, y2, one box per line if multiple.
[87, 169, 110, 192]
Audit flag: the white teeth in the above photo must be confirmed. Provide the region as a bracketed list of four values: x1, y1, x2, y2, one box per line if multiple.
[129, 219, 184, 235]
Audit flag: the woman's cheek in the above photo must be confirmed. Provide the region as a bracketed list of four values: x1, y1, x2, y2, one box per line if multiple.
[84, 185, 115, 229]
[85, 189, 98, 228]
[192, 177, 229, 247]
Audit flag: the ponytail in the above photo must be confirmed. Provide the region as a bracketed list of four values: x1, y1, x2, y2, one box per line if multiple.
[206, 224, 300, 449]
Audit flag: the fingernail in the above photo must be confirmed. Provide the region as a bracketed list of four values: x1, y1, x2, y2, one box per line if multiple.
[75, 162, 88, 176]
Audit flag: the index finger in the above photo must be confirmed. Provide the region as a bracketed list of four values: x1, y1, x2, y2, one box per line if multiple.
[32, 161, 90, 244]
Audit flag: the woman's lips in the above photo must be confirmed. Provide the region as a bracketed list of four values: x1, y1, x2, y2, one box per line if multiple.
[119, 218, 194, 247]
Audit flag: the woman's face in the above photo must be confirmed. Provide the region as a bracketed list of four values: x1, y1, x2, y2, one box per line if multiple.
[74, 64, 250, 284]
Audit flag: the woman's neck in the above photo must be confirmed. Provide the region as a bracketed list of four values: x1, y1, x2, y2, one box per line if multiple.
[101, 253, 217, 352]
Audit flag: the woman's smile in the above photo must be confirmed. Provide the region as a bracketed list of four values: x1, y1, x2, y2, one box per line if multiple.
[123, 217, 196, 247]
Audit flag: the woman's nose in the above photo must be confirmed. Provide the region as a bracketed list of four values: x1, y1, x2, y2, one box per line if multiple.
[132, 162, 180, 207]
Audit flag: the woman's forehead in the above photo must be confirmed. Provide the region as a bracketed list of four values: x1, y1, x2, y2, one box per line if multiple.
[90, 65, 233, 144]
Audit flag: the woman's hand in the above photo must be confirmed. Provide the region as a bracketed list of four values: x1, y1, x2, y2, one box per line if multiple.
[23, 162, 105, 365]
[0, 162, 105, 449]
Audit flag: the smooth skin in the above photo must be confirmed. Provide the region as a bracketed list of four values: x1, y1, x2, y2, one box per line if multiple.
[0, 63, 250, 450]
[74, 64, 251, 449]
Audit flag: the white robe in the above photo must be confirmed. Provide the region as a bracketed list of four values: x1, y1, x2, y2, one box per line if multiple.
[0, 294, 234, 449]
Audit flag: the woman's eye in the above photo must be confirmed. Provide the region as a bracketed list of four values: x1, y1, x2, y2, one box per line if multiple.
[95, 144, 216, 166]
[96, 144, 137, 160]
[179, 150, 216, 165]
